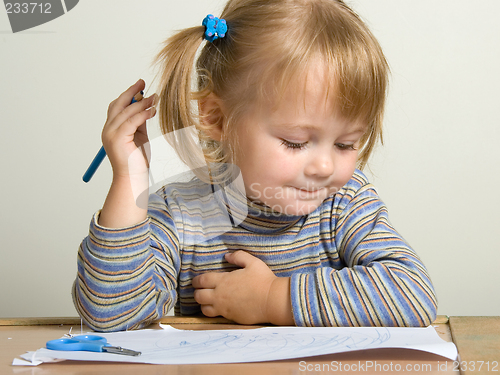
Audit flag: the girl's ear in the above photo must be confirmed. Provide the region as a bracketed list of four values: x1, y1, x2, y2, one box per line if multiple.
[198, 93, 226, 142]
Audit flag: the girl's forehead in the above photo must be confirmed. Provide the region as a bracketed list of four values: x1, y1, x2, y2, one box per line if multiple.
[253, 78, 367, 133]
[235, 56, 374, 131]
[263, 61, 340, 115]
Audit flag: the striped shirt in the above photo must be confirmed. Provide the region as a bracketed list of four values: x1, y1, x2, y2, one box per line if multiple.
[72, 169, 437, 332]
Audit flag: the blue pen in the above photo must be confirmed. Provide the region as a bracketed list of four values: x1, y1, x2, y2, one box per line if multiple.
[82, 90, 144, 182]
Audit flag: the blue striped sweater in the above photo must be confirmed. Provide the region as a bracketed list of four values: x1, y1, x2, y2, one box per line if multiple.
[72, 169, 437, 331]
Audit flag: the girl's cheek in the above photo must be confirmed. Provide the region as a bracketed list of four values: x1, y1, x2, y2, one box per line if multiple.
[337, 155, 357, 184]
[276, 159, 301, 179]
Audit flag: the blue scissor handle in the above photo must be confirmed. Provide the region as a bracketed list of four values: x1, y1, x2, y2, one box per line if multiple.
[46, 335, 110, 352]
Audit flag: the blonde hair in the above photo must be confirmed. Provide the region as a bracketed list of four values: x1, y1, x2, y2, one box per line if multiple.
[153, 0, 389, 182]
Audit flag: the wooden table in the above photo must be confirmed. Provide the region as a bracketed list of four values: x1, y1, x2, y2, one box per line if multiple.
[1, 316, 498, 374]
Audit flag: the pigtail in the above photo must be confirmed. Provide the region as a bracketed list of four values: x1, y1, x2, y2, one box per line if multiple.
[152, 26, 209, 177]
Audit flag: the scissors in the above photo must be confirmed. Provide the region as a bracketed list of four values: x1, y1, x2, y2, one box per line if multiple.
[46, 334, 141, 356]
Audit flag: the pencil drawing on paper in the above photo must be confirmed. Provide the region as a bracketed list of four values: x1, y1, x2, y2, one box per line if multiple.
[152, 328, 392, 360]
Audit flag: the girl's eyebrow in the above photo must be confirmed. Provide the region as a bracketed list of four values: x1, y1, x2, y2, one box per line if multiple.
[274, 123, 366, 135]
[273, 123, 322, 131]
[344, 127, 366, 135]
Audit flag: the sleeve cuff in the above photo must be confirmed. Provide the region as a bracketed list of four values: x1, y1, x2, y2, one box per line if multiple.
[87, 210, 150, 253]
[290, 273, 317, 327]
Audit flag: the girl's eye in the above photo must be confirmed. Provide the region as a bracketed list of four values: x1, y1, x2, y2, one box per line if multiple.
[281, 139, 307, 150]
[335, 143, 356, 151]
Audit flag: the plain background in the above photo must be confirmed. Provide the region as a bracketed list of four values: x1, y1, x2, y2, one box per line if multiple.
[0, 0, 498, 319]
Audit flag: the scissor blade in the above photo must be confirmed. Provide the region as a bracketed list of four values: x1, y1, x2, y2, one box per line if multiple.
[102, 346, 141, 356]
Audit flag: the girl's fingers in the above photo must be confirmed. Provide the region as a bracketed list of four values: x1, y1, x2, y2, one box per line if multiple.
[192, 273, 219, 290]
[107, 79, 146, 118]
[122, 93, 158, 121]
[193, 288, 215, 305]
[117, 106, 156, 138]
[224, 251, 254, 268]
[102, 102, 157, 156]
[107, 94, 158, 134]
[200, 305, 217, 318]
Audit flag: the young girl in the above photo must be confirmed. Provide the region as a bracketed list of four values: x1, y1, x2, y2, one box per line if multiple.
[73, 0, 437, 332]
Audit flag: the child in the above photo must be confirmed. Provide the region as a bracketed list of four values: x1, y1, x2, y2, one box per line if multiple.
[73, 0, 437, 332]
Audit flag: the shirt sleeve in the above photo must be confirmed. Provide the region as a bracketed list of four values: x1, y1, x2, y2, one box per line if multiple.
[72, 191, 181, 332]
[290, 176, 438, 327]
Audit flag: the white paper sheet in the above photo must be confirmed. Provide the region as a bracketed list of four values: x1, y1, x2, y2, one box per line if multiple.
[14, 324, 457, 366]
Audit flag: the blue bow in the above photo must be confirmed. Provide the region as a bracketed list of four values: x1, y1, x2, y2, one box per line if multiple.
[202, 14, 227, 42]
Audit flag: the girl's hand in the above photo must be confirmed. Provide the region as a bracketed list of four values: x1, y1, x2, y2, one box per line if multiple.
[192, 251, 293, 325]
[102, 79, 158, 178]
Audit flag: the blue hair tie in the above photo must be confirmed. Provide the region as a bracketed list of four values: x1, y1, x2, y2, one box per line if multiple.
[202, 14, 227, 42]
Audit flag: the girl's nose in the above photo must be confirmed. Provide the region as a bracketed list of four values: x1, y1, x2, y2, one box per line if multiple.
[304, 150, 334, 178]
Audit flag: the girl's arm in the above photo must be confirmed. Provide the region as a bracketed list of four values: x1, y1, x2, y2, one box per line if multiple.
[72, 81, 180, 332]
[72, 191, 181, 332]
[290, 174, 438, 327]
[98, 79, 157, 228]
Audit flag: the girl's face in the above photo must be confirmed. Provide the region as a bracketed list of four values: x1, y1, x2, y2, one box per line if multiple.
[234, 63, 365, 216]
